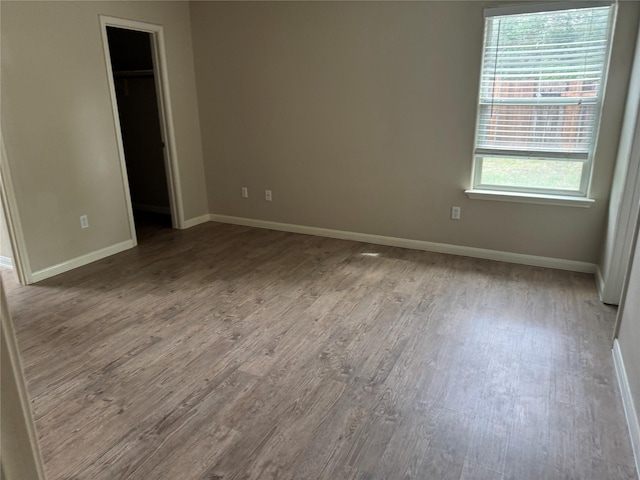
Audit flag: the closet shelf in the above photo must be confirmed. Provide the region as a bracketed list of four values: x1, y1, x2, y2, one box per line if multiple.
[113, 69, 154, 78]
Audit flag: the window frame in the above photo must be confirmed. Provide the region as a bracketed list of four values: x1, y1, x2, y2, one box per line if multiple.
[469, 1, 617, 199]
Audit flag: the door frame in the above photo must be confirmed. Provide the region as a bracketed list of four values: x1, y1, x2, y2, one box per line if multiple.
[99, 16, 185, 236]
[598, 21, 640, 305]
[0, 130, 32, 285]
[613, 203, 640, 341]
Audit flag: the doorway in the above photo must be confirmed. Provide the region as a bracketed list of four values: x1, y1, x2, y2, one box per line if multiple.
[101, 17, 183, 244]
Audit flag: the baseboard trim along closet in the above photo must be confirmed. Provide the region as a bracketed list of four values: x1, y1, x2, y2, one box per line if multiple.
[613, 339, 640, 479]
[30, 240, 135, 283]
[182, 214, 211, 229]
[208, 214, 596, 274]
[595, 265, 608, 303]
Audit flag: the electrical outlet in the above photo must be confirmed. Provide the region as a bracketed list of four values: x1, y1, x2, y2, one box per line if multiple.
[265, 190, 272, 201]
[451, 206, 461, 220]
[241, 187, 248, 198]
[80, 215, 89, 229]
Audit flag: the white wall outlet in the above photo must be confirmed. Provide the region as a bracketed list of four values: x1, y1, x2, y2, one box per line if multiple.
[80, 215, 89, 228]
[265, 190, 272, 201]
[451, 206, 461, 220]
[241, 187, 248, 198]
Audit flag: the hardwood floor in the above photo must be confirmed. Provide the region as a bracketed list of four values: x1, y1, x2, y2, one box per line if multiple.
[2, 222, 637, 480]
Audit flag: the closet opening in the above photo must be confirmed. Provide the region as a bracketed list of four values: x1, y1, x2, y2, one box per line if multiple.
[105, 25, 175, 241]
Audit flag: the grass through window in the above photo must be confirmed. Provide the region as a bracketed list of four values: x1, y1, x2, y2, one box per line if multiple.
[480, 157, 584, 191]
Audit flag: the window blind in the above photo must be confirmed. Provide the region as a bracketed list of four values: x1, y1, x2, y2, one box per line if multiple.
[476, 5, 613, 160]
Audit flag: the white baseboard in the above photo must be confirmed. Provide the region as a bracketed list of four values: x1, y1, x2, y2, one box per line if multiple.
[30, 240, 135, 283]
[208, 214, 596, 274]
[613, 339, 640, 479]
[0, 255, 13, 270]
[182, 214, 212, 229]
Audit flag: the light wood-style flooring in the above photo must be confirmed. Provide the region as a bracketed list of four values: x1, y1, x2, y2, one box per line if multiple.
[2, 222, 637, 480]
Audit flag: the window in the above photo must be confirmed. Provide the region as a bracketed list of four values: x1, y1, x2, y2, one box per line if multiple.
[470, 2, 615, 199]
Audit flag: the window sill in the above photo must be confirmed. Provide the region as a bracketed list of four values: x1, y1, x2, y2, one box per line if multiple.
[464, 189, 595, 208]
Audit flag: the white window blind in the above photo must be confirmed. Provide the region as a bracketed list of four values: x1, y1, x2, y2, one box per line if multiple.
[474, 3, 614, 189]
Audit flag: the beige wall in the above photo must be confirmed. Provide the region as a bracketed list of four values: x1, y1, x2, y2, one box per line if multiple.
[616, 211, 640, 441]
[1, 1, 208, 273]
[191, 1, 640, 263]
